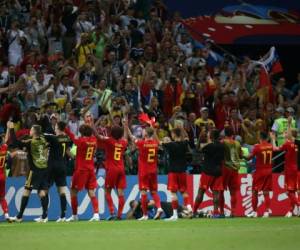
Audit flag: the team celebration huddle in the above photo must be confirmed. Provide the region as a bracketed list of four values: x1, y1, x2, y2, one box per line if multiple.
[0, 110, 299, 223]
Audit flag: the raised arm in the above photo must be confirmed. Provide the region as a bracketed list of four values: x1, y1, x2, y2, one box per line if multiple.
[92, 125, 109, 141]
[65, 127, 80, 146]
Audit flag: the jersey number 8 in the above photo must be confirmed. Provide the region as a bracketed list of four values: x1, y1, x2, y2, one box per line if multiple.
[86, 146, 95, 160]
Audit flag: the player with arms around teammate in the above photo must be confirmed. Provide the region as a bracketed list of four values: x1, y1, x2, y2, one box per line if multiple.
[8, 122, 49, 222]
[65, 124, 99, 222]
[246, 132, 273, 218]
[0, 127, 13, 222]
[220, 127, 242, 217]
[126, 125, 163, 220]
[271, 129, 300, 217]
[94, 125, 128, 220]
[193, 129, 225, 218]
[163, 128, 193, 221]
[41, 121, 71, 222]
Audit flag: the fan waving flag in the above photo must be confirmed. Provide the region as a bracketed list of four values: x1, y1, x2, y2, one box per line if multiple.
[255, 46, 283, 74]
[247, 47, 283, 103]
[138, 113, 156, 127]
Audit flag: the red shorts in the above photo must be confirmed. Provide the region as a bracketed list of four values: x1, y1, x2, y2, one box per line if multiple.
[0, 175, 5, 197]
[285, 171, 297, 191]
[71, 169, 97, 191]
[139, 172, 158, 191]
[252, 171, 272, 191]
[167, 172, 187, 193]
[105, 167, 127, 190]
[222, 166, 240, 191]
[200, 173, 223, 191]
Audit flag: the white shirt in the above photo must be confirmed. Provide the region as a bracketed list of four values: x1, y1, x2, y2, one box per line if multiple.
[56, 84, 74, 101]
[8, 29, 26, 54]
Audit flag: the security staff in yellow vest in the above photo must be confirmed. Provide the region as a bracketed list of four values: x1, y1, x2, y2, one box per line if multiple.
[271, 107, 296, 146]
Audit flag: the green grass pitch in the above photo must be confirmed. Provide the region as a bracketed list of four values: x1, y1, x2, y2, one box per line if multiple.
[1, 218, 299, 250]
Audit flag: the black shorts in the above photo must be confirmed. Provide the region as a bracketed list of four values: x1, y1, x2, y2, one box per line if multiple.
[48, 164, 67, 187]
[25, 168, 49, 191]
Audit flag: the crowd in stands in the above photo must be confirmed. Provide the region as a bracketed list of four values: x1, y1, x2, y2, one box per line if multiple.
[0, 0, 300, 176]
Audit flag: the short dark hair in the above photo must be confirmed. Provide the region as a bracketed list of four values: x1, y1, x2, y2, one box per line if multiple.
[291, 129, 298, 139]
[210, 129, 220, 142]
[79, 124, 93, 137]
[224, 127, 233, 137]
[57, 121, 66, 132]
[172, 128, 182, 138]
[145, 127, 154, 138]
[111, 126, 124, 140]
[259, 131, 268, 140]
[32, 125, 42, 136]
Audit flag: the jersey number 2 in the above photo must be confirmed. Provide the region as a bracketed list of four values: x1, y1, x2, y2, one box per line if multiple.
[147, 148, 155, 163]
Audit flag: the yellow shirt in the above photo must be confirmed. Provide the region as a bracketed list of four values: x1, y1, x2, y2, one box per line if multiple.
[194, 118, 215, 128]
[76, 43, 96, 67]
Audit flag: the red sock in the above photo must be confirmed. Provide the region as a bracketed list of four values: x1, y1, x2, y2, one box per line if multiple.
[117, 195, 125, 218]
[264, 193, 271, 211]
[193, 199, 201, 214]
[213, 208, 220, 216]
[219, 191, 225, 214]
[90, 196, 99, 214]
[141, 194, 148, 216]
[288, 191, 297, 212]
[252, 193, 258, 212]
[183, 196, 190, 207]
[230, 191, 237, 215]
[152, 193, 161, 209]
[171, 200, 179, 210]
[71, 196, 78, 215]
[0, 198, 8, 214]
[105, 191, 114, 215]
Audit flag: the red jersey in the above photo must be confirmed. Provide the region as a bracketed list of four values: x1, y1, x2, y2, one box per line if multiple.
[136, 139, 159, 174]
[99, 138, 127, 170]
[250, 142, 273, 173]
[279, 140, 298, 173]
[65, 128, 97, 171]
[0, 144, 8, 176]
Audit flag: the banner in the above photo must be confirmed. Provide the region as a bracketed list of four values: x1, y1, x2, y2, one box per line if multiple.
[0, 174, 294, 221]
[172, 1, 300, 44]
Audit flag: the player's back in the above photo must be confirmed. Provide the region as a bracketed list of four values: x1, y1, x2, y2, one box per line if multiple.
[223, 138, 241, 170]
[47, 134, 71, 163]
[75, 136, 97, 171]
[202, 141, 225, 176]
[137, 139, 159, 174]
[104, 137, 128, 170]
[164, 140, 189, 173]
[252, 142, 273, 173]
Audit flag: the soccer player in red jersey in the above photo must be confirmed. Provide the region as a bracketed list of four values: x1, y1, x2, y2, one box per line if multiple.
[126, 125, 163, 220]
[94, 125, 128, 220]
[246, 132, 273, 218]
[0, 128, 12, 222]
[271, 129, 300, 217]
[65, 124, 99, 222]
